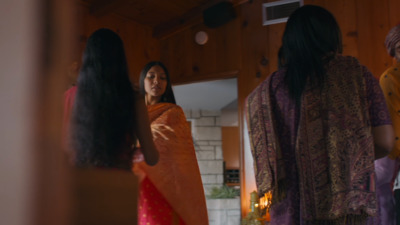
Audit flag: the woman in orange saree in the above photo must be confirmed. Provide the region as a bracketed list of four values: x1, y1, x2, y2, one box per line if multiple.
[133, 61, 208, 225]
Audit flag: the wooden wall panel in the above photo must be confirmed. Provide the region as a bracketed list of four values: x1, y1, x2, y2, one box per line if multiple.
[332, 1, 359, 57]
[122, 21, 161, 81]
[214, 19, 242, 73]
[355, 0, 392, 77]
[222, 127, 240, 169]
[191, 26, 218, 76]
[74, 4, 160, 84]
[239, 0, 269, 99]
[267, 23, 285, 72]
[160, 29, 193, 82]
[160, 14, 241, 84]
[306, 0, 359, 57]
[389, 0, 400, 27]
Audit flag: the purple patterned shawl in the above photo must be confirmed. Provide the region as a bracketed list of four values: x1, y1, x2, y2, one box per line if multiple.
[246, 55, 377, 224]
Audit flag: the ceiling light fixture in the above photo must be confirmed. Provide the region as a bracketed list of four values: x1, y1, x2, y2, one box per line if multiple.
[195, 31, 208, 45]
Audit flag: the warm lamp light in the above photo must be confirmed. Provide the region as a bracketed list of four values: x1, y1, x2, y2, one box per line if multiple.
[242, 191, 264, 225]
[259, 191, 272, 222]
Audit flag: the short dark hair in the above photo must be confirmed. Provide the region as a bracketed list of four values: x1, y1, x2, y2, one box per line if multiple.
[280, 5, 343, 101]
[139, 61, 176, 104]
[71, 28, 134, 169]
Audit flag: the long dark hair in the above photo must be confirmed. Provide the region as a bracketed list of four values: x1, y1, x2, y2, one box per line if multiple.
[280, 5, 343, 101]
[139, 61, 176, 104]
[70, 28, 134, 169]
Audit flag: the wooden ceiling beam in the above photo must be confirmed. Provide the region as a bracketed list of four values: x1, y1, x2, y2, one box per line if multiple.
[90, 0, 127, 17]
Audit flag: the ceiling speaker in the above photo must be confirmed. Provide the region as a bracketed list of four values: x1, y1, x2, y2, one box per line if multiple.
[203, 2, 236, 28]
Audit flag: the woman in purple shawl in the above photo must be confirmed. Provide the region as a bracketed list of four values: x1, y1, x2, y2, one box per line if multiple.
[246, 5, 394, 225]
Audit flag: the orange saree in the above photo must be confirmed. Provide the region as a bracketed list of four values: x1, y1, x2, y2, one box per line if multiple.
[133, 103, 208, 225]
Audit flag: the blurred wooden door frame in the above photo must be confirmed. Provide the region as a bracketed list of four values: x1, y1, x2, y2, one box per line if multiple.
[1, 0, 76, 224]
[32, 0, 76, 225]
[31, 2, 141, 225]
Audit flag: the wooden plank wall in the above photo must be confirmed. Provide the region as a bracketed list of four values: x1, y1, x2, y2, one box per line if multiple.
[160, 19, 242, 84]
[72, 3, 160, 85]
[159, 0, 400, 218]
[222, 126, 240, 169]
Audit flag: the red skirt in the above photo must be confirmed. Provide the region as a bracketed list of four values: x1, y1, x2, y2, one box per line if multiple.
[138, 177, 186, 225]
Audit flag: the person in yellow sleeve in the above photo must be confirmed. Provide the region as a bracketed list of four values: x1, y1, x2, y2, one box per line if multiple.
[379, 24, 400, 225]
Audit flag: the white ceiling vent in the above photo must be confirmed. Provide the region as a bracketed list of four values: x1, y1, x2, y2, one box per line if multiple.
[262, 0, 303, 26]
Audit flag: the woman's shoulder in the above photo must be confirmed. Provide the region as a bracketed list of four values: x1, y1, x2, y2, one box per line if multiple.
[381, 62, 400, 77]
[161, 102, 182, 111]
[246, 69, 285, 101]
[148, 102, 176, 110]
[166, 103, 182, 110]
[327, 55, 371, 77]
[149, 103, 188, 127]
[165, 104, 185, 116]
[149, 103, 184, 117]
[269, 69, 287, 91]
[329, 54, 361, 67]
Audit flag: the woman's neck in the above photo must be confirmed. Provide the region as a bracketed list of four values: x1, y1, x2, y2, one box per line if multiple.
[145, 95, 161, 106]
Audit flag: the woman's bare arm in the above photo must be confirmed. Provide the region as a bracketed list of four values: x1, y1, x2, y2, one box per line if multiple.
[133, 91, 159, 166]
[372, 124, 394, 159]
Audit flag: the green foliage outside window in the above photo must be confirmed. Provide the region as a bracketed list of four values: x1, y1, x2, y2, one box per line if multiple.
[207, 185, 240, 199]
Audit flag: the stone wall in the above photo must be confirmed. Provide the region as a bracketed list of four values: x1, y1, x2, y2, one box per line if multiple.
[184, 109, 224, 195]
[206, 198, 241, 225]
[184, 109, 241, 225]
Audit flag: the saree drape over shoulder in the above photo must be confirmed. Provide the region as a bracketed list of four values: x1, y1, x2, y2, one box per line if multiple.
[246, 55, 391, 224]
[134, 103, 208, 225]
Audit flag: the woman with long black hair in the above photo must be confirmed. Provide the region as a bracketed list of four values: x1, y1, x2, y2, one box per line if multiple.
[246, 5, 393, 224]
[69, 28, 158, 170]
